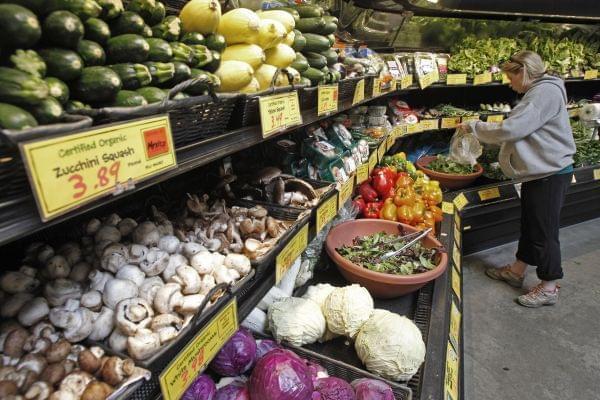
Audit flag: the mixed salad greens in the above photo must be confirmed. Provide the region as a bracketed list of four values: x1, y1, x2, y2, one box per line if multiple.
[337, 231, 439, 275]
[572, 119, 600, 167]
[427, 155, 476, 175]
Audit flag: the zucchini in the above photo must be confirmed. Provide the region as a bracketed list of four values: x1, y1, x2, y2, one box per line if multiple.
[112, 90, 147, 107]
[73, 66, 122, 103]
[151, 15, 180, 42]
[0, 0, 44, 15]
[294, 4, 324, 18]
[106, 34, 149, 63]
[189, 44, 212, 68]
[65, 100, 91, 112]
[181, 32, 205, 46]
[110, 11, 145, 35]
[108, 63, 151, 89]
[299, 76, 311, 87]
[27, 97, 63, 124]
[302, 33, 330, 53]
[301, 67, 325, 86]
[85, 18, 111, 45]
[147, 38, 173, 62]
[327, 33, 335, 46]
[77, 40, 106, 66]
[141, 24, 152, 37]
[97, 0, 123, 19]
[136, 86, 166, 103]
[45, 0, 102, 19]
[304, 52, 327, 69]
[43, 11, 84, 49]
[0, 103, 37, 130]
[186, 69, 213, 95]
[169, 42, 194, 65]
[203, 50, 221, 73]
[163, 61, 191, 86]
[38, 48, 83, 82]
[321, 49, 338, 66]
[0, 4, 41, 49]
[321, 20, 337, 35]
[143, 62, 175, 85]
[205, 33, 226, 52]
[0, 67, 48, 106]
[10, 50, 46, 78]
[290, 52, 309, 72]
[295, 17, 326, 34]
[127, 0, 159, 23]
[45, 77, 69, 105]
[291, 29, 306, 52]
[148, 1, 165, 26]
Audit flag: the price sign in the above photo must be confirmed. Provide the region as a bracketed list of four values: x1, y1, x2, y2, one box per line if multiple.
[452, 266, 461, 301]
[419, 71, 438, 89]
[446, 74, 467, 85]
[487, 114, 504, 123]
[453, 193, 468, 211]
[461, 115, 480, 123]
[353, 79, 365, 105]
[386, 134, 395, 151]
[391, 126, 403, 139]
[338, 176, 354, 210]
[372, 78, 382, 97]
[442, 201, 454, 214]
[377, 141, 386, 162]
[400, 75, 413, 89]
[20, 115, 176, 221]
[584, 69, 598, 80]
[445, 341, 459, 400]
[318, 84, 339, 116]
[356, 163, 369, 184]
[449, 301, 461, 351]
[502, 73, 511, 85]
[594, 169, 600, 181]
[478, 187, 500, 201]
[441, 117, 461, 129]
[473, 72, 492, 85]
[368, 151, 377, 173]
[316, 195, 337, 233]
[454, 223, 461, 249]
[453, 244, 461, 273]
[276, 223, 309, 283]
[160, 299, 238, 400]
[420, 119, 439, 131]
[407, 123, 422, 134]
[259, 91, 302, 138]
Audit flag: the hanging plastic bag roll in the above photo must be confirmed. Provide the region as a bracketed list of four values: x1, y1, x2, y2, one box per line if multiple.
[448, 128, 482, 166]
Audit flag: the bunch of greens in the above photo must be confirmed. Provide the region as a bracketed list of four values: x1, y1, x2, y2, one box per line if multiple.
[427, 154, 476, 175]
[571, 119, 600, 167]
[521, 34, 586, 76]
[478, 146, 510, 180]
[426, 104, 476, 118]
[336, 231, 438, 275]
[448, 36, 519, 77]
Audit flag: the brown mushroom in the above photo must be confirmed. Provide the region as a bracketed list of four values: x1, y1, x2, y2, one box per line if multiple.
[45, 340, 71, 364]
[0, 380, 18, 397]
[78, 349, 102, 374]
[39, 364, 66, 388]
[81, 381, 113, 400]
[100, 356, 135, 386]
[3, 328, 29, 358]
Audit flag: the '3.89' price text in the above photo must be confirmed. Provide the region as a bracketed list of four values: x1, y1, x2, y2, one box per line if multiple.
[68, 161, 121, 199]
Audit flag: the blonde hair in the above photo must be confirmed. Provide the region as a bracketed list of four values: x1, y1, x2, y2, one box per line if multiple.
[501, 50, 546, 88]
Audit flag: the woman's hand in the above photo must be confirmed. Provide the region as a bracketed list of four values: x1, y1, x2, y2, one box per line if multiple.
[457, 122, 472, 133]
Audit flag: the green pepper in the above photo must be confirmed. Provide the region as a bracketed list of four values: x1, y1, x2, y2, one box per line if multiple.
[143, 62, 175, 85]
[169, 42, 193, 65]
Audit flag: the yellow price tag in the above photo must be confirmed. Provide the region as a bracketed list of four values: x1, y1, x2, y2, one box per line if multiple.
[20, 115, 176, 221]
[454, 212, 461, 230]
[316, 195, 337, 234]
[160, 299, 238, 400]
[453, 193, 468, 211]
[452, 266, 461, 301]
[446, 74, 467, 85]
[502, 73, 510, 85]
[445, 342, 459, 400]
[372, 78, 382, 97]
[441, 117, 461, 129]
[442, 201, 454, 214]
[449, 301, 461, 353]
[386, 134, 395, 151]
[478, 187, 501, 201]
[420, 119, 439, 131]
[461, 115, 480, 123]
[407, 123, 422, 134]
[356, 163, 369, 184]
[400, 75, 413, 89]
[338, 177, 354, 210]
[259, 91, 302, 138]
[419, 71, 437, 89]
[353, 79, 365, 105]
[584, 69, 598, 80]
[453, 244, 461, 273]
[276, 224, 309, 283]
[377, 141, 386, 162]
[473, 72, 492, 85]
[593, 169, 600, 180]
[487, 114, 504, 123]
[318, 84, 339, 116]
[368, 151, 377, 173]
[454, 223, 461, 249]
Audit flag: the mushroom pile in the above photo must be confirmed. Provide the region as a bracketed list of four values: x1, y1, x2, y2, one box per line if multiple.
[0, 320, 148, 400]
[0, 210, 252, 361]
[179, 195, 293, 260]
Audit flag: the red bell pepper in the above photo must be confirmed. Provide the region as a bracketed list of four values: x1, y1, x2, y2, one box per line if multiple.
[352, 196, 366, 216]
[370, 168, 394, 198]
[364, 201, 383, 219]
[358, 182, 379, 203]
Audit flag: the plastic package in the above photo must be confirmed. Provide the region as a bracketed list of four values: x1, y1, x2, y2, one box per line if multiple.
[242, 308, 268, 334]
[368, 106, 387, 117]
[448, 129, 483, 166]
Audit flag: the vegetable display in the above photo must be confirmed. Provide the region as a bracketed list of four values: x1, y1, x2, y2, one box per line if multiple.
[267, 297, 326, 346]
[336, 231, 439, 275]
[426, 154, 476, 175]
[182, 373, 217, 400]
[210, 328, 257, 376]
[572, 119, 600, 167]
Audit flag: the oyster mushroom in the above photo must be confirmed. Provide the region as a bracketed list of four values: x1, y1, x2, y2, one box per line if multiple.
[57, 242, 82, 266]
[44, 279, 82, 307]
[186, 193, 209, 215]
[132, 221, 160, 247]
[162, 254, 187, 281]
[100, 243, 129, 273]
[45, 256, 71, 279]
[139, 277, 164, 304]
[226, 221, 244, 253]
[115, 265, 145, 287]
[0, 271, 39, 294]
[94, 225, 121, 244]
[118, 217, 138, 237]
[127, 244, 148, 265]
[88, 307, 115, 341]
[139, 248, 169, 276]
[158, 235, 181, 254]
[1, 292, 34, 318]
[197, 230, 221, 252]
[18, 297, 49, 327]
[68, 262, 91, 283]
[88, 270, 113, 293]
[102, 279, 138, 310]
[151, 314, 183, 344]
[59, 371, 93, 397]
[127, 329, 160, 360]
[169, 266, 201, 294]
[115, 298, 154, 336]
[80, 291, 102, 311]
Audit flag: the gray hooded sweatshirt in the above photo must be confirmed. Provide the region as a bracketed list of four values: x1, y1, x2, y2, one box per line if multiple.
[469, 75, 576, 180]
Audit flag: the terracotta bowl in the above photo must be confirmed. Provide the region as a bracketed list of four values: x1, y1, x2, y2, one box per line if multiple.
[416, 155, 483, 190]
[325, 219, 448, 298]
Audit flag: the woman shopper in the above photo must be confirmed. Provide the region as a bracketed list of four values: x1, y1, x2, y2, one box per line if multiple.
[459, 50, 576, 308]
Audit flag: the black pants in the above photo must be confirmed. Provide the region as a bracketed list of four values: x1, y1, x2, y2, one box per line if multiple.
[516, 172, 572, 281]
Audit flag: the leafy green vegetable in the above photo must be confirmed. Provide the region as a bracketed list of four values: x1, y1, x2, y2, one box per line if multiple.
[571, 119, 600, 167]
[427, 154, 476, 175]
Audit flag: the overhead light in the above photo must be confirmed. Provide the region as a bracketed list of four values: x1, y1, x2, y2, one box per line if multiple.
[426, 0, 438, 3]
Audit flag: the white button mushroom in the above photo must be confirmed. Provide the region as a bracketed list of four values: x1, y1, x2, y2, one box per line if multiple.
[88, 270, 113, 293]
[169, 266, 201, 295]
[100, 243, 129, 273]
[181, 242, 206, 258]
[57, 242, 82, 266]
[223, 253, 252, 275]
[49, 304, 94, 343]
[132, 221, 160, 247]
[80, 290, 103, 311]
[102, 279, 139, 310]
[94, 225, 121, 244]
[115, 265, 146, 287]
[68, 261, 92, 283]
[190, 251, 224, 275]
[150, 314, 183, 344]
[199, 274, 216, 296]
[59, 371, 93, 397]
[44, 279, 82, 307]
[86, 218, 102, 236]
[127, 329, 161, 360]
[118, 217, 138, 237]
[162, 254, 187, 281]
[153, 283, 182, 315]
[138, 277, 164, 304]
[0, 271, 39, 294]
[115, 298, 154, 336]
[108, 330, 128, 353]
[139, 248, 169, 276]
[0, 293, 34, 318]
[45, 255, 71, 279]
[158, 235, 181, 254]
[127, 244, 148, 265]
[88, 307, 115, 341]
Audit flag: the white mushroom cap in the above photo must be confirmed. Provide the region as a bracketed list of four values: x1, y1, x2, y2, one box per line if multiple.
[139, 277, 164, 304]
[118, 217, 138, 237]
[115, 298, 154, 336]
[224, 253, 252, 275]
[102, 279, 139, 310]
[115, 265, 146, 287]
[88, 307, 115, 341]
[44, 279, 82, 307]
[162, 254, 187, 281]
[0, 292, 34, 318]
[139, 248, 169, 276]
[0, 271, 39, 294]
[88, 270, 113, 293]
[158, 235, 181, 254]
[127, 329, 160, 360]
[169, 266, 201, 295]
[127, 244, 148, 265]
[95, 225, 121, 244]
[101, 243, 129, 273]
[80, 290, 102, 311]
[181, 242, 207, 258]
[132, 222, 160, 247]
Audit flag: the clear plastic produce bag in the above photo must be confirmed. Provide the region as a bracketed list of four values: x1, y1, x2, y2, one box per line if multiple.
[448, 128, 482, 166]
